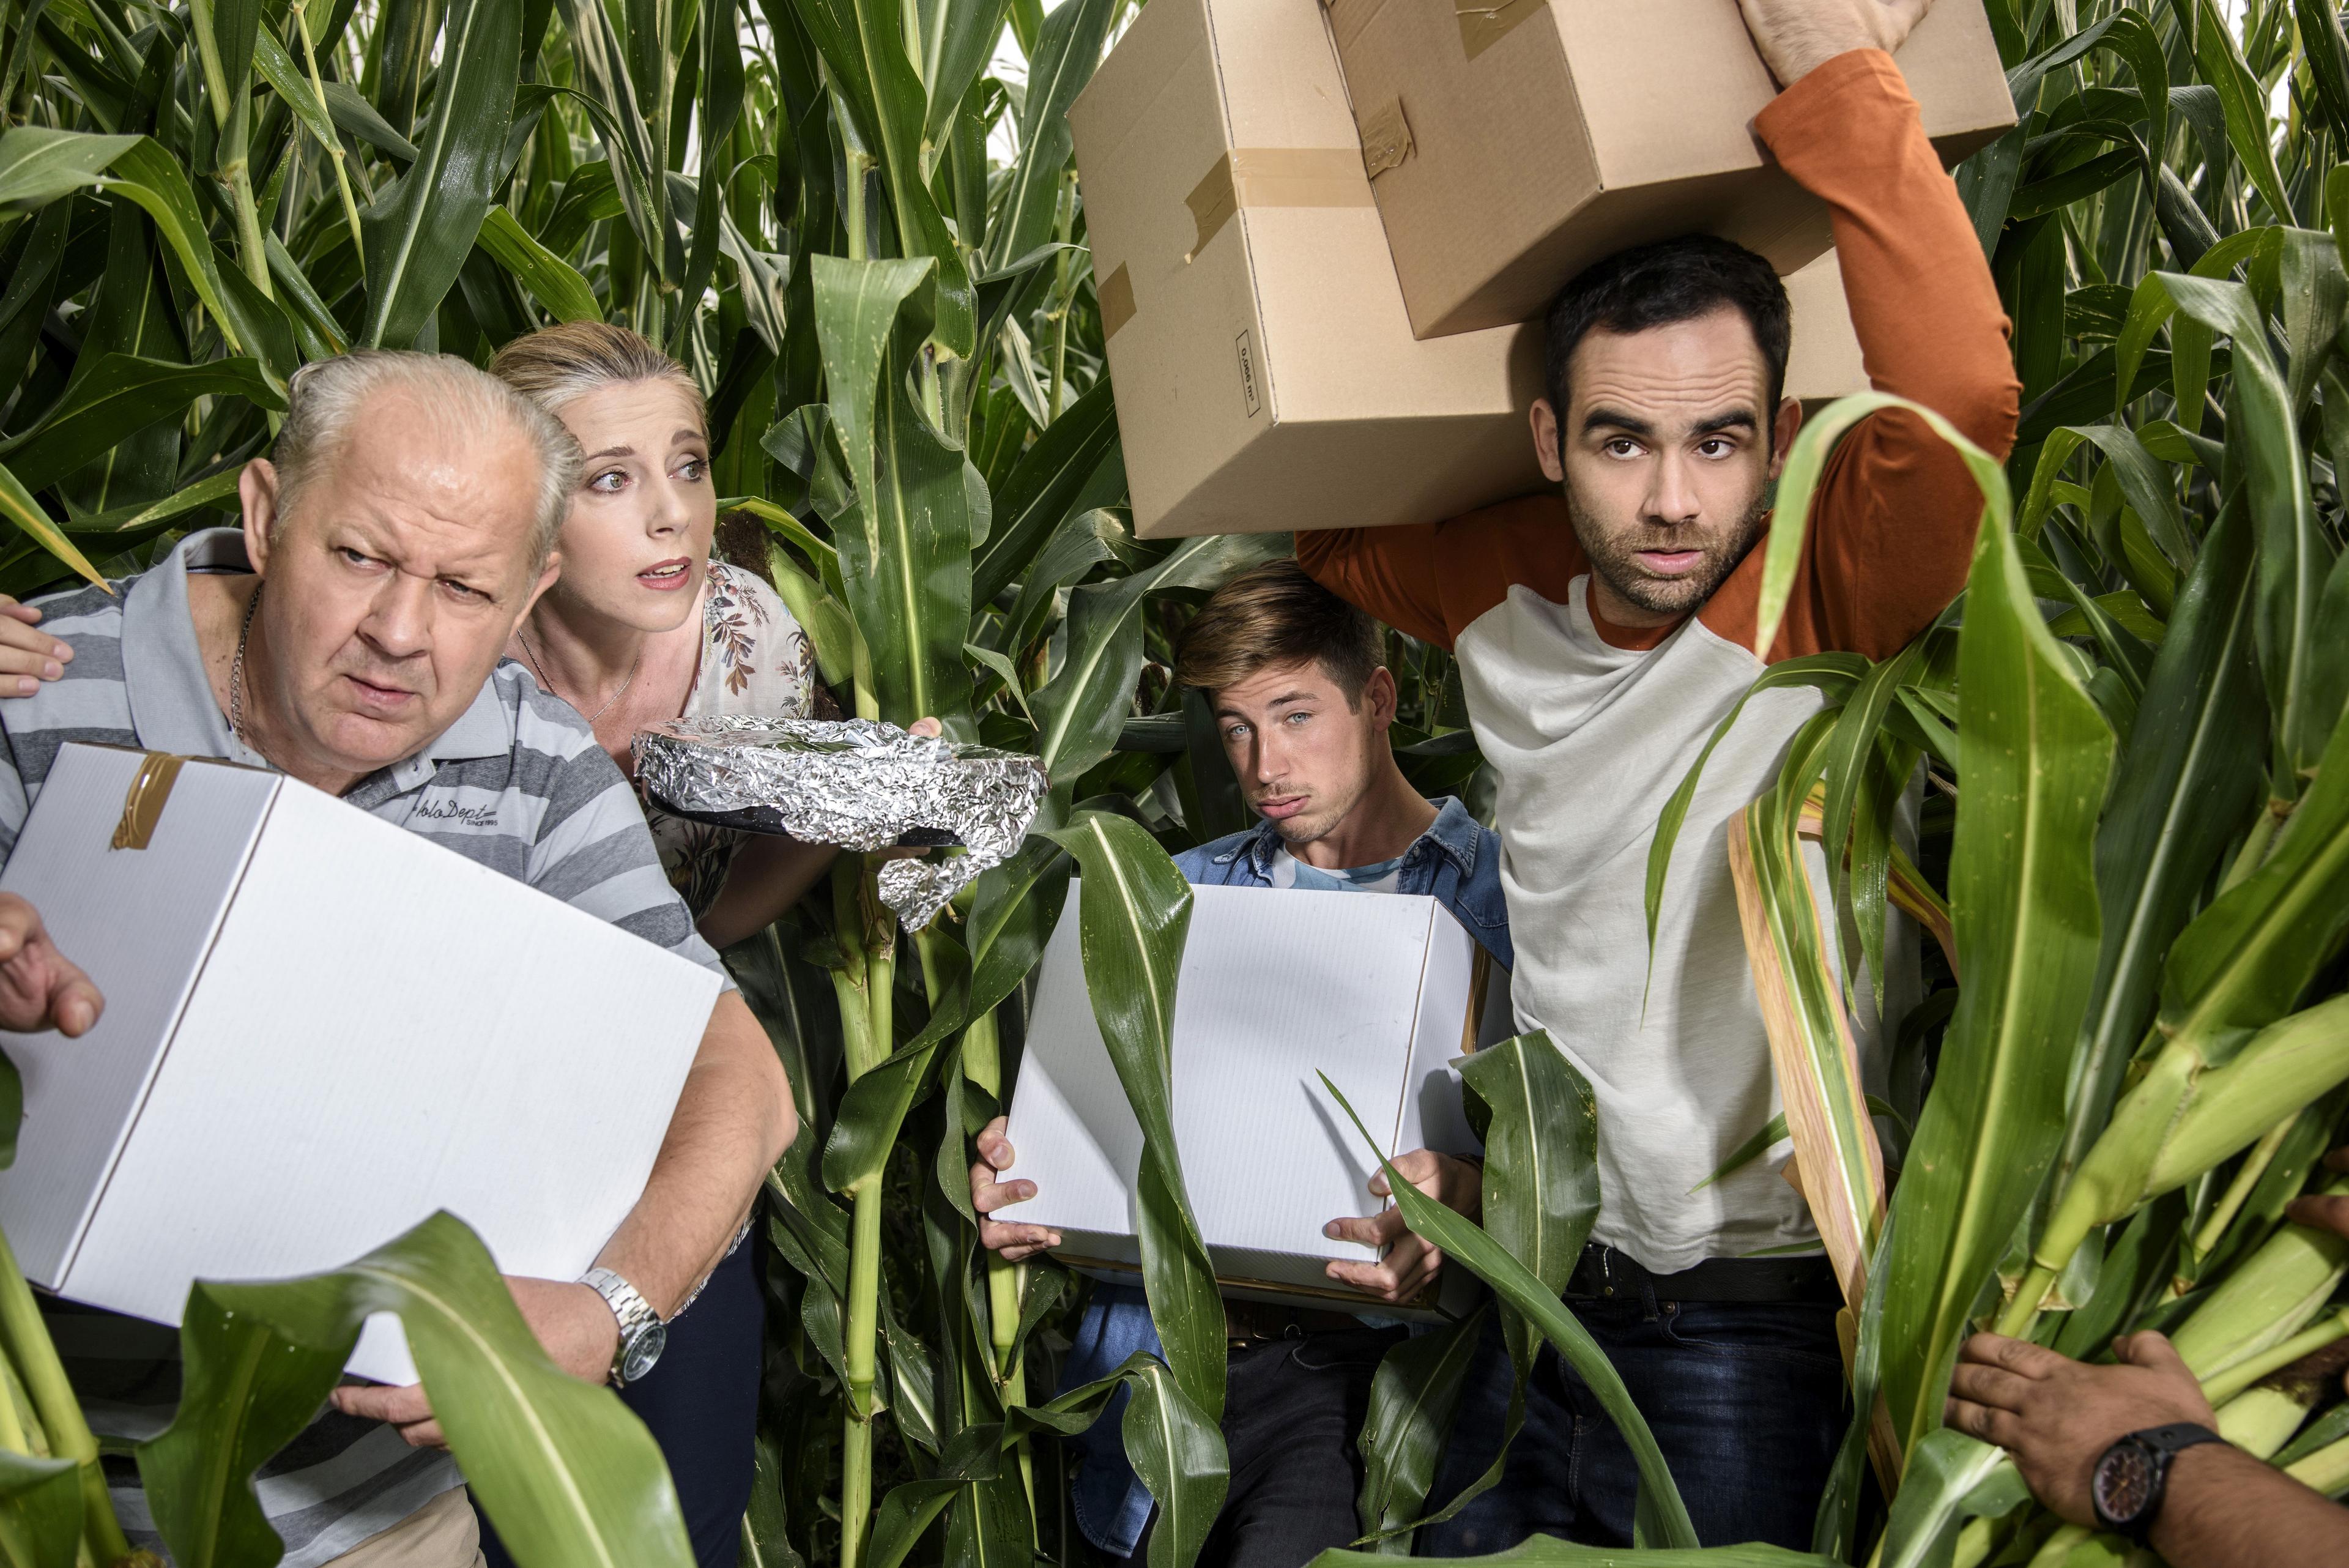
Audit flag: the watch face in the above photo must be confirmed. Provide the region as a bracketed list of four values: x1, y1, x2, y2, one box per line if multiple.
[620, 1323, 667, 1385]
[2094, 1441, 2156, 1527]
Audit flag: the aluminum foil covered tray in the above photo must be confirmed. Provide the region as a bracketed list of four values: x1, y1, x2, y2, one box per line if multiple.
[633, 716, 1050, 930]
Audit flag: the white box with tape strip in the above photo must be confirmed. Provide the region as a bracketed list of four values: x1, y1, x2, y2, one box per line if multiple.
[999, 879, 1508, 1314]
[0, 743, 720, 1384]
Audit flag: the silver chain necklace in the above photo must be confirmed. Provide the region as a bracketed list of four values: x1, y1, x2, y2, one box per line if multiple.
[228, 578, 262, 751]
[518, 628, 642, 723]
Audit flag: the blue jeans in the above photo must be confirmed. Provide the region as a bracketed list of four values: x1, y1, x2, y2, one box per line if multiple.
[1417, 1291, 1845, 1553]
[477, 1236, 764, 1568]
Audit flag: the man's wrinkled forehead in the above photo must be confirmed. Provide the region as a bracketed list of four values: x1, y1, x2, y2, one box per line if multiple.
[1565, 308, 1772, 431]
[299, 394, 543, 573]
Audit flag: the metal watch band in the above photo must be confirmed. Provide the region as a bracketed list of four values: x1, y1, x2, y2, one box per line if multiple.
[582, 1266, 664, 1386]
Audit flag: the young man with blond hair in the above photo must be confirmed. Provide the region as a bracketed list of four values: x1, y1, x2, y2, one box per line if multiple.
[971, 560, 1507, 1568]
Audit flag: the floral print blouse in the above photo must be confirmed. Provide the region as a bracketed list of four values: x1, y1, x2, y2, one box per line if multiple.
[642, 560, 820, 917]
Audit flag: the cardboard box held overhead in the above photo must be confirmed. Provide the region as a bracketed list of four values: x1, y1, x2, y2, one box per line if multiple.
[1784, 250, 1868, 404]
[1327, 0, 2017, 339]
[1071, 0, 1546, 540]
[1001, 880, 1508, 1313]
[0, 745, 723, 1385]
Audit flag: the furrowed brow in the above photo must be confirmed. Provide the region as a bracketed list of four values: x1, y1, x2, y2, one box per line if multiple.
[1581, 407, 1653, 437]
[1693, 410, 1760, 436]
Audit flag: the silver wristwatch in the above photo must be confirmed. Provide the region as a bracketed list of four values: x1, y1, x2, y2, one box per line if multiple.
[582, 1267, 667, 1387]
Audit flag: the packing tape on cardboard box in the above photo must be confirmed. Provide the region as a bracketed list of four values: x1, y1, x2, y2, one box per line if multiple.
[1357, 97, 1415, 178]
[1456, 0, 1546, 60]
[1098, 262, 1137, 340]
[1184, 148, 1375, 260]
[111, 752, 186, 850]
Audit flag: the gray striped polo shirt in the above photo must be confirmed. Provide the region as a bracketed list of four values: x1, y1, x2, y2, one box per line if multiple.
[1, 529, 732, 1567]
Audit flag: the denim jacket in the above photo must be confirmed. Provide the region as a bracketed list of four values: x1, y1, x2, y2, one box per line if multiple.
[1059, 797, 1510, 1556]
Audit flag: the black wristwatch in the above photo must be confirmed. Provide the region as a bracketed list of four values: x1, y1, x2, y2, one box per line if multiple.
[2090, 1422, 2227, 1543]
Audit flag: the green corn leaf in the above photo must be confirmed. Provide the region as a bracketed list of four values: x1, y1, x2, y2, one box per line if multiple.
[361, 0, 522, 347]
[822, 937, 970, 1192]
[477, 206, 600, 322]
[985, 0, 1114, 273]
[2194, 0, 2295, 223]
[1642, 652, 1867, 960]
[1812, 1212, 1896, 1559]
[1459, 1033, 1599, 1300]
[319, 80, 422, 162]
[0, 1447, 80, 1568]
[1004, 505, 1123, 656]
[1041, 815, 1224, 1424]
[2066, 422, 2191, 574]
[760, 537, 856, 689]
[808, 255, 934, 510]
[1874, 450, 2113, 1455]
[144, 1212, 693, 1567]
[59, 466, 243, 540]
[0, 459, 111, 591]
[2280, 226, 2347, 412]
[0, 354, 279, 494]
[2300, 0, 2349, 140]
[855, 341, 976, 727]
[0, 125, 139, 207]
[250, 21, 339, 157]
[971, 376, 1120, 606]
[1310, 1542, 1835, 1568]
[1731, 708, 1887, 1306]
[919, 0, 1012, 175]
[2156, 695, 2349, 1069]
[1353, 1306, 1486, 1552]
[0, 130, 288, 384]
[1317, 1071, 1699, 1549]
[2162, 270, 2335, 786]
[2052, 498, 2266, 1207]
[1870, 1430, 2028, 1568]
[1121, 1358, 1230, 1568]
[965, 837, 1071, 1020]
[1030, 530, 1285, 782]
[1693, 1113, 1790, 1194]
[138, 1280, 352, 1567]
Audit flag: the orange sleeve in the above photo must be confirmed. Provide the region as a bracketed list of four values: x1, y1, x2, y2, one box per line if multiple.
[1718, 48, 2023, 662]
[1299, 496, 1586, 650]
[1295, 524, 1455, 648]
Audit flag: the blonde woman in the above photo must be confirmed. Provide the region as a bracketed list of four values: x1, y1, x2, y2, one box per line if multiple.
[489, 322, 842, 948]
[487, 322, 900, 1568]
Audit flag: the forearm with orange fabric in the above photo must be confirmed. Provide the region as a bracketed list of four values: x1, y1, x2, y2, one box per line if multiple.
[1754, 48, 2022, 661]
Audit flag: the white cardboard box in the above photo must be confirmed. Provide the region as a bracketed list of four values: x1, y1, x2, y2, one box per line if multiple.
[1002, 880, 1505, 1312]
[0, 744, 723, 1384]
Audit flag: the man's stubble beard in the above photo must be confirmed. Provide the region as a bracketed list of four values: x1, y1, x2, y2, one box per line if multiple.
[1565, 483, 1773, 620]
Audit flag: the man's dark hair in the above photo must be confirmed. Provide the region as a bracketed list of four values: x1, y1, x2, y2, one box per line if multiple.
[1543, 235, 1792, 445]
[1174, 560, 1386, 707]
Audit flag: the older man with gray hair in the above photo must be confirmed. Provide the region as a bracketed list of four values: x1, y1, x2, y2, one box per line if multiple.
[0, 350, 798, 1567]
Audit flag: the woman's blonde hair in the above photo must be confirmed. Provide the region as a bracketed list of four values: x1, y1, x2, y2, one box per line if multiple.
[487, 320, 707, 429]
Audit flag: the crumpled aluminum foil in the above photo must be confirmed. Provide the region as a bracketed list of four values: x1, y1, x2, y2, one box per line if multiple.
[633, 716, 1050, 931]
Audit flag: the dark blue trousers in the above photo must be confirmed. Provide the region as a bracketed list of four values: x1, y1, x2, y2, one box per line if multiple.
[477, 1238, 763, 1568]
[1416, 1290, 1845, 1555]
